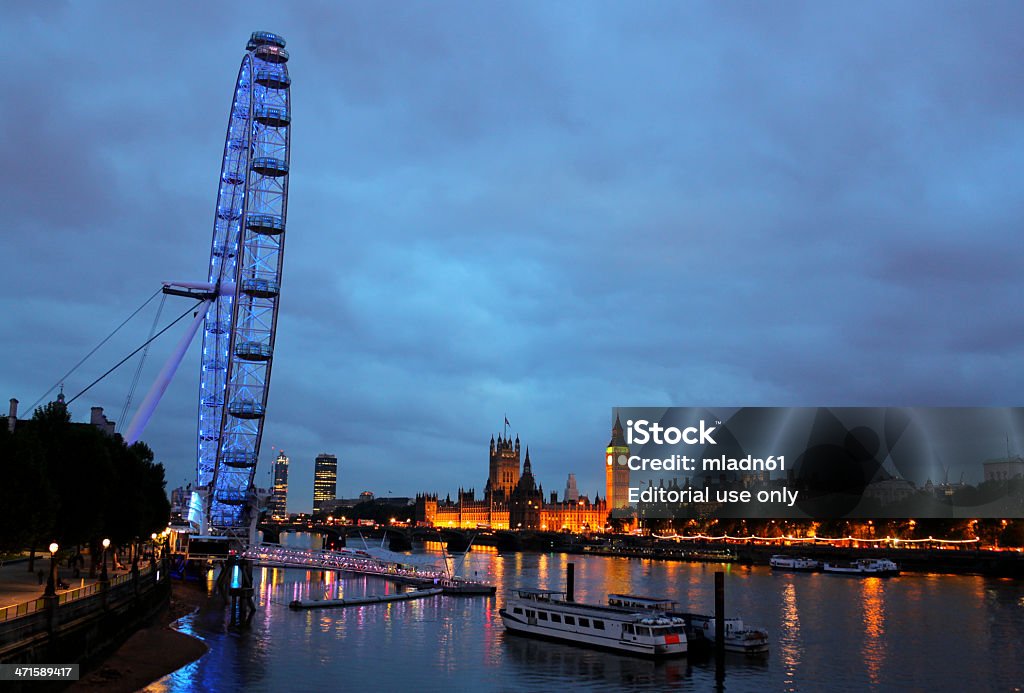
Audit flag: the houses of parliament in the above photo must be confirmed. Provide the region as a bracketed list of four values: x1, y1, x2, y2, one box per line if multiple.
[415, 417, 630, 531]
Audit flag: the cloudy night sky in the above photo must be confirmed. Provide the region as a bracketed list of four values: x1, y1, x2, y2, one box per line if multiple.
[1, 2, 1021, 513]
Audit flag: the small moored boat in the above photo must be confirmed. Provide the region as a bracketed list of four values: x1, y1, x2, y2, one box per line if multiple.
[607, 593, 769, 655]
[823, 558, 899, 577]
[769, 555, 822, 572]
[681, 613, 770, 654]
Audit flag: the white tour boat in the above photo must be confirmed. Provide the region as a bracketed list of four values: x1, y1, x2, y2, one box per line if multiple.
[608, 594, 769, 655]
[500, 589, 688, 658]
[769, 555, 822, 572]
[823, 558, 900, 577]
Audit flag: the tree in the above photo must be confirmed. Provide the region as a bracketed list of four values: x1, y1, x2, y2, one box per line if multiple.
[606, 512, 628, 533]
[0, 421, 57, 564]
[999, 521, 1024, 548]
[2, 400, 170, 562]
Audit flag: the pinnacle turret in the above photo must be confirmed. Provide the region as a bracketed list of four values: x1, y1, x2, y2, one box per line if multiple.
[608, 412, 626, 447]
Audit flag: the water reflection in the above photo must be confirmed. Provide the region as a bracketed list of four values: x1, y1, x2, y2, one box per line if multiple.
[780, 581, 801, 692]
[151, 548, 1024, 692]
[503, 632, 690, 690]
[859, 578, 886, 686]
[537, 552, 551, 587]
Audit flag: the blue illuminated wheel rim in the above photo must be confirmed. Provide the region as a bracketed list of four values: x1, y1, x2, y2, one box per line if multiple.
[197, 31, 291, 536]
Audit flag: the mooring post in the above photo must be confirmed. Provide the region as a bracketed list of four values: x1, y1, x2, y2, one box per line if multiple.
[715, 571, 725, 652]
[715, 570, 725, 681]
[216, 555, 234, 605]
[566, 562, 575, 602]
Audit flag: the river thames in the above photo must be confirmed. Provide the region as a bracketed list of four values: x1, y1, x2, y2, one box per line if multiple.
[149, 538, 1024, 692]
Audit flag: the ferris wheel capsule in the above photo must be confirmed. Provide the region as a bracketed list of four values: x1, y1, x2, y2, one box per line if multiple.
[255, 69, 291, 90]
[247, 214, 285, 235]
[247, 31, 286, 50]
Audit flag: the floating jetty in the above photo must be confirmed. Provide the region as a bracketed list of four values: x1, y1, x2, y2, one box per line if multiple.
[289, 587, 443, 610]
[245, 543, 496, 595]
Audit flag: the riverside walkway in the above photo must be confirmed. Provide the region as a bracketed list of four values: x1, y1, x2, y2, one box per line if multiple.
[0, 555, 140, 621]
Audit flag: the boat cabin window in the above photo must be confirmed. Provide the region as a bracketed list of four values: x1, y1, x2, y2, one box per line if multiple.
[564, 616, 575, 626]
[623, 624, 634, 634]
[551, 614, 561, 623]
[594, 620, 605, 630]
[579, 618, 590, 628]
[526, 609, 535, 618]
[636, 626, 652, 637]
[538, 612, 549, 621]
[513, 607, 523, 615]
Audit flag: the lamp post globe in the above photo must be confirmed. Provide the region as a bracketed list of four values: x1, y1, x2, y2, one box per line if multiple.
[101, 538, 111, 582]
[45, 542, 58, 597]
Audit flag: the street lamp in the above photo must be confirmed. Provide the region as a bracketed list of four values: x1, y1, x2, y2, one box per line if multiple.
[45, 542, 59, 597]
[101, 538, 111, 581]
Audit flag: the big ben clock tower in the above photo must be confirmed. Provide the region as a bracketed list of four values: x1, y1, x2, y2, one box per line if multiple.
[605, 413, 630, 509]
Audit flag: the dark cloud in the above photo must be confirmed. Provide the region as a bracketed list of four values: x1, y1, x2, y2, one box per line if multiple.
[2, 1, 1021, 511]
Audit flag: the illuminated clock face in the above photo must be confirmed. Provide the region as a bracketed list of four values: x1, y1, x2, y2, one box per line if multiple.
[606, 454, 613, 466]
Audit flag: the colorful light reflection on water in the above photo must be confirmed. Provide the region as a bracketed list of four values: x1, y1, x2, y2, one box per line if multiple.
[149, 540, 1024, 692]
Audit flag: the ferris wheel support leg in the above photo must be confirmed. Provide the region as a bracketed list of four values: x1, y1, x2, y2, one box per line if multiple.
[125, 299, 214, 445]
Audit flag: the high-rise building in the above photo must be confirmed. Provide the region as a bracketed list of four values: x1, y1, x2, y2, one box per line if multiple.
[605, 414, 630, 509]
[313, 453, 338, 513]
[269, 451, 289, 519]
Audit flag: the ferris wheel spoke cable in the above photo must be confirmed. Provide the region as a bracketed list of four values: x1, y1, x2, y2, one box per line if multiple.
[27, 287, 162, 413]
[66, 300, 204, 407]
[117, 292, 168, 429]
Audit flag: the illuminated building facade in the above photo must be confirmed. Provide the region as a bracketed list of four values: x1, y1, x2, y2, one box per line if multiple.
[313, 453, 337, 513]
[269, 451, 289, 519]
[488, 434, 521, 498]
[509, 449, 543, 529]
[416, 429, 606, 531]
[605, 414, 631, 509]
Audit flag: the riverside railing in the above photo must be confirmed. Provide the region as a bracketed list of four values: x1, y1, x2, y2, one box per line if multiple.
[0, 564, 157, 623]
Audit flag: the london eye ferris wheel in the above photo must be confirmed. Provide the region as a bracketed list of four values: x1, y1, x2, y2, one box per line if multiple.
[125, 31, 292, 541]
